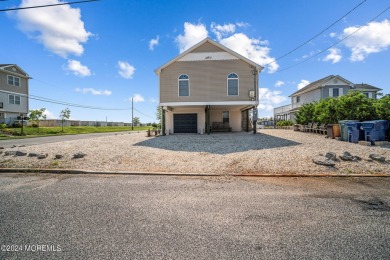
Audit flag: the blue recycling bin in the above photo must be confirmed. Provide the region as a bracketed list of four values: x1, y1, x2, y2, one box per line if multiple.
[346, 122, 364, 143]
[361, 120, 389, 144]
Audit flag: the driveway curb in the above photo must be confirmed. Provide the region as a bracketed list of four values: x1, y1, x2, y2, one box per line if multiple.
[0, 168, 388, 177]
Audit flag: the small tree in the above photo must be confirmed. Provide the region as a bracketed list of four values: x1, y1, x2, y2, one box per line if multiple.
[337, 91, 377, 121]
[295, 102, 316, 124]
[29, 108, 46, 133]
[133, 117, 140, 126]
[374, 94, 390, 121]
[59, 108, 71, 132]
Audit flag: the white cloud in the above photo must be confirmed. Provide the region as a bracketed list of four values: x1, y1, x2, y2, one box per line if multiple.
[323, 48, 342, 63]
[342, 19, 390, 61]
[149, 35, 159, 51]
[149, 97, 157, 103]
[14, 0, 92, 58]
[274, 80, 285, 87]
[75, 88, 112, 96]
[297, 80, 310, 90]
[211, 22, 236, 40]
[118, 61, 135, 79]
[175, 22, 208, 53]
[42, 109, 56, 119]
[66, 60, 91, 77]
[329, 32, 337, 38]
[130, 94, 144, 103]
[219, 33, 277, 73]
[258, 88, 287, 112]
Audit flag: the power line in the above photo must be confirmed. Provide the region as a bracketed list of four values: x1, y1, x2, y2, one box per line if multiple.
[133, 107, 156, 119]
[0, 0, 99, 12]
[265, 0, 367, 67]
[275, 5, 390, 73]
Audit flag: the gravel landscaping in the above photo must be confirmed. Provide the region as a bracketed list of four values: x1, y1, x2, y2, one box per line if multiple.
[0, 129, 389, 175]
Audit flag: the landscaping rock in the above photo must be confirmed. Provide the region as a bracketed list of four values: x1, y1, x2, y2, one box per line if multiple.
[73, 152, 86, 159]
[313, 159, 336, 167]
[369, 154, 386, 163]
[15, 151, 27, 156]
[11, 145, 16, 148]
[325, 152, 336, 161]
[37, 154, 48, 159]
[55, 154, 63, 159]
[0, 147, 4, 149]
[18, 145, 26, 147]
[339, 151, 361, 162]
[28, 153, 39, 157]
[4, 151, 16, 156]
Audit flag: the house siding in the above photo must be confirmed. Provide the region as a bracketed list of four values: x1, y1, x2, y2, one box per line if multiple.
[0, 71, 29, 95]
[296, 88, 321, 104]
[322, 85, 350, 98]
[191, 42, 224, 52]
[160, 59, 255, 103]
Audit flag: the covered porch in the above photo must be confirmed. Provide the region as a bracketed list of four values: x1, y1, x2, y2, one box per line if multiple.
[161, 103, 256, 135]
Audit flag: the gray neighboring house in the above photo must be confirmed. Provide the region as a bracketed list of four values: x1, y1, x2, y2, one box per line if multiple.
[155, 38, 263, 134]
[274, 75, 382, 122]
[0, 64, 31, 125]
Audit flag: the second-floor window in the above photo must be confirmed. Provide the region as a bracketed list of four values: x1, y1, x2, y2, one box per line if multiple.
[329, 87, 343, 97]
[178, 74, 189, 96]
[7, 75, 20, 87]
[296, 96, 301, 103]
[9, 94, 21, 105]
[227, 73, 239, 96]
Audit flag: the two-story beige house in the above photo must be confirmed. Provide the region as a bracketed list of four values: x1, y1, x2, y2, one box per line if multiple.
[274, 75, 382, 122]
[155, 38, 263, 134]
[0, 64, 30, 125]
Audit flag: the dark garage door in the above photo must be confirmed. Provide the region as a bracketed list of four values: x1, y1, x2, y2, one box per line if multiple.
[174, 114, 197, 133]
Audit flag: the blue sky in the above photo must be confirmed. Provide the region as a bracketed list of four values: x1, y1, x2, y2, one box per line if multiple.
[1, 0, 390, 122]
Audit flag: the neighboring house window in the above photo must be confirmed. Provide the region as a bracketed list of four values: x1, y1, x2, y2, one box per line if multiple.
[222, 111, 229, 124]
[296, 96, 301, 103]
[178, 74, 189, 96]
[363, 92, 373, 98]
[7, 75, 20, 87]
[329, 87, 343, 97]
[9, 94, 21, 105]
[227, 73, 239, 96]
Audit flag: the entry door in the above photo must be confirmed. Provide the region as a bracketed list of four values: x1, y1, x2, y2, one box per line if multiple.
[173, 114, 197, 133]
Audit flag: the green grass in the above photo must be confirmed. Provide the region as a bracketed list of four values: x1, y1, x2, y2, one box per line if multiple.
[0, 126, 153, 140]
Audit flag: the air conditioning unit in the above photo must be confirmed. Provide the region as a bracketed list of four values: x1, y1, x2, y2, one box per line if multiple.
[0, 102, 3, 108]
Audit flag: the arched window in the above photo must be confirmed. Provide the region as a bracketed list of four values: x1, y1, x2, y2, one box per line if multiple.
[227, 73, 239, 96]
[178, 74, 189, 96]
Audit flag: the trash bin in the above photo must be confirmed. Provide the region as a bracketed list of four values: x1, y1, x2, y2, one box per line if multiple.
[339, 120, 359, 141]
[346, 122, 364, 143]
[361, 120, 389, 144]
[327, 124, 341, 139]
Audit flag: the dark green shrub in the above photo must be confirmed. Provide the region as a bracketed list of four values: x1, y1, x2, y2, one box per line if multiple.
[374, 94, 390, 121]
[12, 122, 22, 128]
[0, 123, 6, 129]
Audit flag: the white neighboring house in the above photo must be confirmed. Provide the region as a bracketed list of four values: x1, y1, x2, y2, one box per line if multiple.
[274, 75, 382, 122]
[0, 64, 31, 125]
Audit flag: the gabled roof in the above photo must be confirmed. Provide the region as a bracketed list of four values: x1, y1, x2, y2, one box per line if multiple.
[290, 75, 353, 97]
[154, 38, 263, 75]
[0, 64, 30, 78]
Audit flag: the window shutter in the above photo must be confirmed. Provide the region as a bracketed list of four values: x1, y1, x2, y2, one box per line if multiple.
[339, 88, 343, 96]
[329, 88, 333, 97]
[368, 92, 373, 98]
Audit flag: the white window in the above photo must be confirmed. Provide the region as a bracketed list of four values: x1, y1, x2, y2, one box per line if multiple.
[329, 87, 343, 97]
[227, 73, 239, 96]
[9, 94, 21, 105]
[7, 75, 21, 87]
[178, 74, 189, 96]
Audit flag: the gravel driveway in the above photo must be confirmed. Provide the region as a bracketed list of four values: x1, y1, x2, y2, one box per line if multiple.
[0, 130, 389, 175]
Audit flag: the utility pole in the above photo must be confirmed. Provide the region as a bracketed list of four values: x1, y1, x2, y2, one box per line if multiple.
[131, 97, 134, 130]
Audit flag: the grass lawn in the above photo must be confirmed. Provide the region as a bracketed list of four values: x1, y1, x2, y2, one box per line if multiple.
[0, 126, 153, 140]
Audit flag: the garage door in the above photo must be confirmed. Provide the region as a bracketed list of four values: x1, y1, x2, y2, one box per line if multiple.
[173, 114, 197, 133]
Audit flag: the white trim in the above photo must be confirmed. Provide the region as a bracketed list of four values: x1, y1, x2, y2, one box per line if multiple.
[339, 87, 343, 96]
[0, 89, 27, 96]
[160, 101, 257, 106]
[329, 88, 333, 97]
[7, 75, 21, 87]
[178, 74, 190, 97]
[227, 72, 239, 96]
[0, 64, 30, 78]
[178, 52, 239, 62]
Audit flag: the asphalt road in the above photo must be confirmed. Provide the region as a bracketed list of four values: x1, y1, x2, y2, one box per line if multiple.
[0, 174, 389, 259]
[0, 131, 135, 148]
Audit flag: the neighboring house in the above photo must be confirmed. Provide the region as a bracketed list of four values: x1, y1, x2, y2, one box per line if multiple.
[0, 64, 31, 125]
[155, 38, 263, 134]
[274, 75, 382, 122]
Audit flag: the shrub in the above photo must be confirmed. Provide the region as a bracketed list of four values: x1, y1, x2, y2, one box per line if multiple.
[12, 122, 22, 128]
[0, 123, 6, 129]
[277, 120, 293, 127]
[374, 94, 390, 121]
[31, 123, 39, 128]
